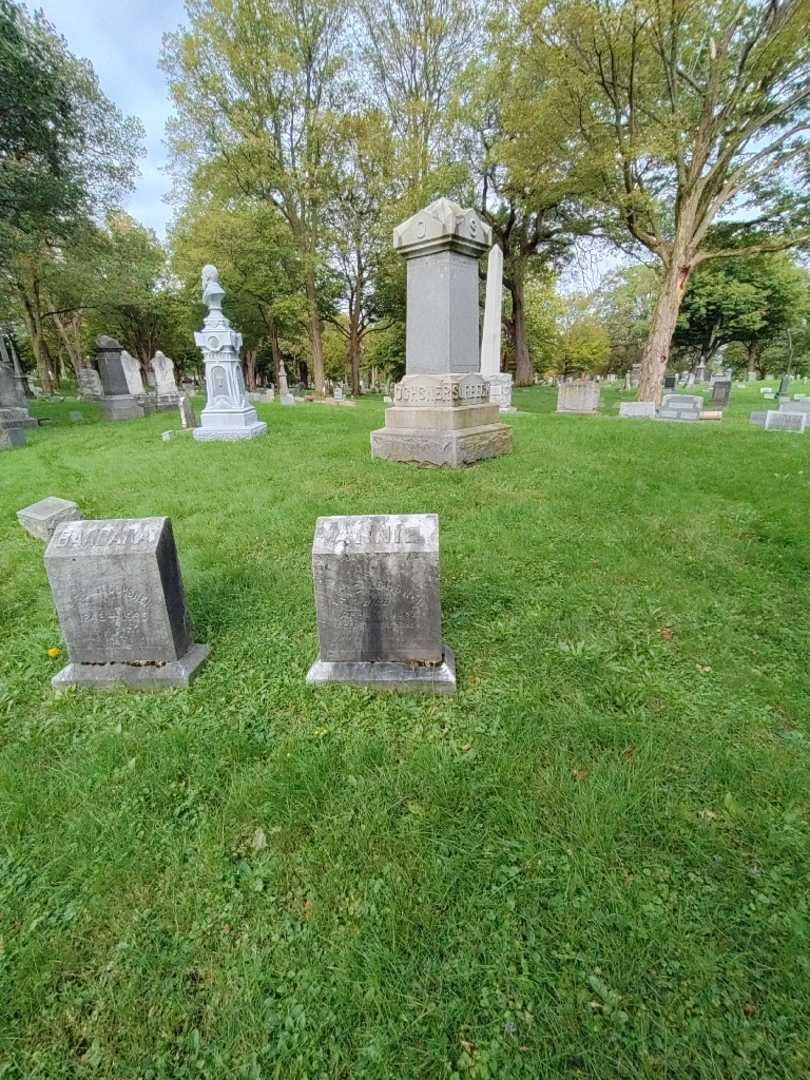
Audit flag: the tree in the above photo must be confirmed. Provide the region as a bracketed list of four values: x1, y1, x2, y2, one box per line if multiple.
[594, 263, 659, 374]
[162, 0, 349, 397]
[0, 1, 142, 389]
[522, 0, 810, 402]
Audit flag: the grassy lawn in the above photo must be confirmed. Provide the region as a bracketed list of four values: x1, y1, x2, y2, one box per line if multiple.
[2, 383, 810, 1078]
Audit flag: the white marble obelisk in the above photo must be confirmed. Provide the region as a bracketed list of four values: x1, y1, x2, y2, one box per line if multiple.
[480, 244, 514, 412]
[193, 265, 266, 441]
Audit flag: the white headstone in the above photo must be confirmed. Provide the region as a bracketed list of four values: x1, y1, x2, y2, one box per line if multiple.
[480, 244, 514, 412]
[120, 350, 146, 398]
[151, 351, 180, 408]
[619, 401, 656, 419]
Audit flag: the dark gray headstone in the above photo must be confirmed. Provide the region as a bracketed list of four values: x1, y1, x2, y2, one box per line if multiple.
[44, 517, 209, 689]
[94, 337, 144, 421]
[664, 375, 676, 390]
[711, 379, 731, 407]
[306, 514, 455, 693]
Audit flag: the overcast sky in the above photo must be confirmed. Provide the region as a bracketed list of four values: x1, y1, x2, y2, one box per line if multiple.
[38, 0, 187, 239]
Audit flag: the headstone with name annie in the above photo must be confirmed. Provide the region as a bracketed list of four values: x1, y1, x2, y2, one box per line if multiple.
[307, 513, 456, 693]
[45, 517, 209, 690]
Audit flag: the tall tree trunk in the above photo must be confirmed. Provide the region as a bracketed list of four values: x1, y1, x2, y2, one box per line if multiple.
[243, 348, 257, 391]
[510, 276, 533, 386]
[638, 254, 693, 404]
[304, 267, 325, 396]
[51, 310, 83, 379]
[348, 302, 362, 396]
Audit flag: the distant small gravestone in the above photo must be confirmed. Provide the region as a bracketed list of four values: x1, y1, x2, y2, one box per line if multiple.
[178, 394, 197, 429]
[17, 496, 82, 541]
[0, 427, 25, 450]
[69, 410, 83, 423]
[306, 514, 456, 694]
[750, 411, 768, 427]
[711, 379, 732, 407]
[334, 385, 344, 402]
[44, 517, 209, 690]
[77, 367, 103, 401]
[151, 351, 180, 409]
[659, 394, 703, 422]
[765, 410, 807, 433]
[779, 399, 810, 416]
[557, 380, 600, 414]
[619, 401, 656, 419]
[778, 374, 791, 398]
[663, 375, 676, 390]
[281, 393, 296, 406]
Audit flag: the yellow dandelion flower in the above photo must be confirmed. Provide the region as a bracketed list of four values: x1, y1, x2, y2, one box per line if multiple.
[47, 647, 62, 659]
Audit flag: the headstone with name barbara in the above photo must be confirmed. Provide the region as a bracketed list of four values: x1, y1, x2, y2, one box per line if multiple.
[95, 337, 144, 421]
[306, 514, 456, 693]
[45, 517, 209, 690]
[193, 266, 267, 441]
[371, 198, 511, 467]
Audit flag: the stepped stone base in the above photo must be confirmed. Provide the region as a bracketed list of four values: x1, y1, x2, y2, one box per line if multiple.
[307, 644, 456, 694]
[193, 420, 266, 441]
[101, 395, 144, 421]
[0, 406, 37, 429]
[370, 374, 512, 467]
[53, 643, 210, 692]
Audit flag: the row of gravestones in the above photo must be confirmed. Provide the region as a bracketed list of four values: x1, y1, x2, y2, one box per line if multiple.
[79, 337, 181, 419]
[556, 378, 733, 420]
[16, 501, 455, 694]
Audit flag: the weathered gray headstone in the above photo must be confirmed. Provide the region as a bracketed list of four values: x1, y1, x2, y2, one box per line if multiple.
[193, 266, 266, 441]
[17, 496, 82, 540]
[0, 427, 25, 450]
[711, 378, 732, 407]
[44, 517, 209, 690]
[95, 337, 144, 421]
[779, 399, 810, 416]
[659, 393, 703, 422]
[371, 198, 511, 467]
[77, 367, 103, 401]
[694, 364, 708, 383]
[151, 351, 180, 409]
[306, 514, 456, 694]
[765, 410, 806, 433]
[120, 350, 147, 400]
[1, 361, 37, 431]
[557, 380, 600, 414]
[178, 393, 197, 429]
[778, 374, 791, 398]
[628, 364, 641, 389]
[750, 411, 768, 427]
[619, 401, 656, 419]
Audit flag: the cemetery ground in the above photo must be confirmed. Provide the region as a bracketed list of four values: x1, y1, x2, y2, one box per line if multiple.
[2, 384, 810, 1079]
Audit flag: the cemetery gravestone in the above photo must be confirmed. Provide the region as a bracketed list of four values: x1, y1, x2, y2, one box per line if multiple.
[765, 410, 807, 433]
[619, 401, 656, 419]
[95, 337, 144, 421]
[664, 375, 676, 390]
[0, 427, 25, 450]
[480, 243, 514, 412]
[120, 350, 148, 406]
[371, 198, 511, 467]
[779, 399, 810, 417]
[0, 361, 37, 435]
[334, 385, 344, 402]
[778, 374, 791, 398]
[307, 514, 456, 693]
[659, 394, 703, 422]
[628, 364, 641, 388]
[77, 366, 103, 401]
[178, 394, 197, 429]
[711, 378, 732, 407]
[44, 517, 209, 690]
[152, 351, 180, 409]
[17, 496, 82, 540]
[557, 380, 600, 414]
[193, 266, 266, 441]
[750, 411, 767, 427]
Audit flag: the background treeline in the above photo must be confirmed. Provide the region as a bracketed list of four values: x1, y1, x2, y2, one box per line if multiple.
[1, 0, 808, 396]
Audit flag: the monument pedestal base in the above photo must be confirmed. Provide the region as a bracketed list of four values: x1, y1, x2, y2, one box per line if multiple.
[371, 423, 511, 466]
[193, 419, 266, 441]
[53, 643, 210, 692]
[307, 644, 456, 695]
[101, 395, 144, 421]
[0, 406, 37, 429]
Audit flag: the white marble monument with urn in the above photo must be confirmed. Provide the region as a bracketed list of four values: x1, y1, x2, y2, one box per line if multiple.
[370, 198, 512, 467]
[193, 265, 266, 442]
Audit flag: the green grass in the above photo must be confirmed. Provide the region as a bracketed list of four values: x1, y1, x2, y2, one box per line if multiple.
[2, 383, 810, 1078]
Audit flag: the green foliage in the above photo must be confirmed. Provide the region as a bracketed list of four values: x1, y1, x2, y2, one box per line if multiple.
[2, 389, 810, 1075]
